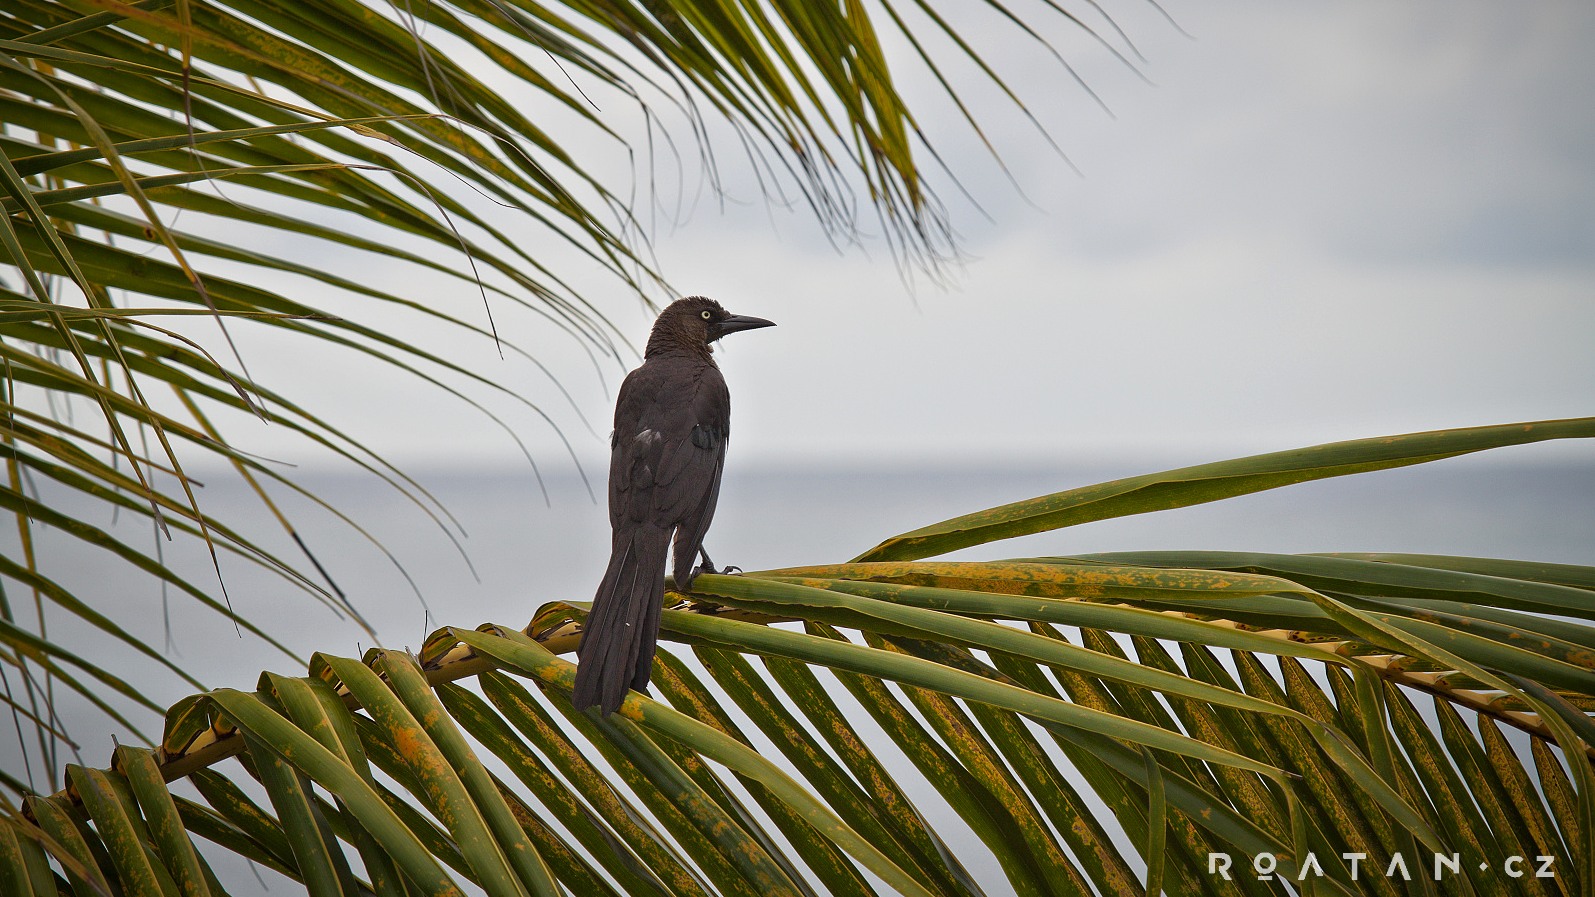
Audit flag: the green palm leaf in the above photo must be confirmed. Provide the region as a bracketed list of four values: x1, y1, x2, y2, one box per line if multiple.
[5, 419, 1586, 895]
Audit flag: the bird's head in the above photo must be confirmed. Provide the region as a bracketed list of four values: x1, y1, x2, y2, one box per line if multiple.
[646, 296, 775, 356]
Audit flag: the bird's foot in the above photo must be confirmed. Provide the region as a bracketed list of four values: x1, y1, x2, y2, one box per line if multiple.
[685, 551, 741, 591]
[690, 563, 741, 580]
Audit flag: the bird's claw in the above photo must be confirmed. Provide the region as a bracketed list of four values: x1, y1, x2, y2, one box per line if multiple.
[683, 560, 742, 593]
[682, 549, 743, 592]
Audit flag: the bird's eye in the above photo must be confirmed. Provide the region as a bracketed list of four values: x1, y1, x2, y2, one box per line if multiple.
[700, 310, 712, 320]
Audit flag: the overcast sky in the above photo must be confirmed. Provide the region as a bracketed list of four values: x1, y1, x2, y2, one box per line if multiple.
[213, 1, 1594, 475]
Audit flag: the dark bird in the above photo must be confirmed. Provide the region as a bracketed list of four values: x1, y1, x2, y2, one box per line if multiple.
[573, 296, 775, 715]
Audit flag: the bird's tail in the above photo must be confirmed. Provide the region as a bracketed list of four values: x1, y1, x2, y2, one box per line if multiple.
[573, 524, 670, 715]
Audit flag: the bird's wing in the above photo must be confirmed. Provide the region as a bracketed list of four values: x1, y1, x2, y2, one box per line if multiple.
[608, 362, 729, 536]
[652, 368, 727, 489]
[659, 370, 729, 583]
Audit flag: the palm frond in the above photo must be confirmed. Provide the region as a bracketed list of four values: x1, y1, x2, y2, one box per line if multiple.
[9, 420, 1590, 895]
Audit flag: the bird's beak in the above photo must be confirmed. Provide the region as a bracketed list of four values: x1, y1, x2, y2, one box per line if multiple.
[708, 314, 776, 342]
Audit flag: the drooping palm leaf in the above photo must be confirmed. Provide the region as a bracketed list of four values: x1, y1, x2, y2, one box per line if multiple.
[2, 0, 1124, 792]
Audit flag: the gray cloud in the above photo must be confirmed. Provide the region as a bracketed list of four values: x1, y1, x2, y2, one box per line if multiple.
[172, 1, 1595, 471]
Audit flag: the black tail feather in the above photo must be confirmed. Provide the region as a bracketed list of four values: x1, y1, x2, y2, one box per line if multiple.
[573, 524, 669, 715]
